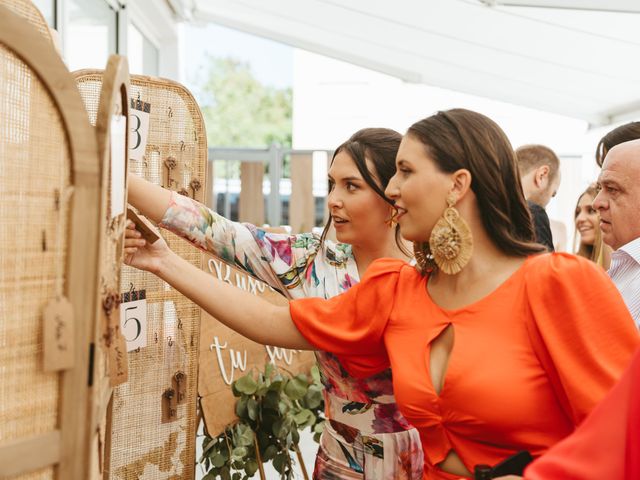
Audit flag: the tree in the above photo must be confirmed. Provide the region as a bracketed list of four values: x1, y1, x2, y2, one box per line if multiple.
[197, 56, 292, 151]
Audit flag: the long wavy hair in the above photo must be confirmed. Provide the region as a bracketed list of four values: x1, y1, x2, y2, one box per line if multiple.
[407, 109, 545, 258]
[574, 184, 608, 268]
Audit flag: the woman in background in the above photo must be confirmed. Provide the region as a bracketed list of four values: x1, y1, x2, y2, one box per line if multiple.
[574, 183, 610, 269]
[126, 128, 423, 480]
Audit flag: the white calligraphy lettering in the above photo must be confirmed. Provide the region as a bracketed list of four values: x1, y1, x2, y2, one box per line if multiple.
[210, 336, 248, 385]
[266, 345, 296, 365]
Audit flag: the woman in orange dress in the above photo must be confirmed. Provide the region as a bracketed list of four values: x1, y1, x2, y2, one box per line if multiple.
[124, 109, 639, 479]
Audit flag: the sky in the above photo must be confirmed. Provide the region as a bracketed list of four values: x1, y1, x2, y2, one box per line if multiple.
[183, 22, 293, 95]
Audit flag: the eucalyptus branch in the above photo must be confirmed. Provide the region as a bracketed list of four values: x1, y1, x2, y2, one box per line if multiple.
[199, 363, 325, 479]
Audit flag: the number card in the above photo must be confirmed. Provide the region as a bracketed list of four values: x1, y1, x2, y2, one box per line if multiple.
[120, 288, 147, 352]
[129, 99, 151, 162]
[110, 114, 127, 218]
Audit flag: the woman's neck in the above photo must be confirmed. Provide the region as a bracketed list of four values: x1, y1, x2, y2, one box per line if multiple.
[352, 237, 410, 279]
[428, 223, 526, 307]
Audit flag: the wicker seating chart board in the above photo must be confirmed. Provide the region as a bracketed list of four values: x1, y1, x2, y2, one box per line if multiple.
[0, 6, 101, 480]
[75, 71, 207, 480]
[199, 254, 317, 436]
[0, 42, 70, 480]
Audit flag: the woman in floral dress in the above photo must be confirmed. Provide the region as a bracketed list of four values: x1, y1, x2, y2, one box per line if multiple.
[126, 128, 423, 479]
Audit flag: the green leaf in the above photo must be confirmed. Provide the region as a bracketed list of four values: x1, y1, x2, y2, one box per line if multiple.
[313, 421, 325, 434]
[272, 417, 292, 439]
[231, 382, 241, 397]
[238, 430, 254, 448]
[262, 444, 278, 461]
[268, 379, 284, 392]
[234, 375, 258, 395]
[263, 390, 280, 410]
[278, 399, 289, 415]
[245, 459, 259, 476]
[255, 383, 269, 397]
[273, 452, 288, 474]
[290, 428, 300, 445]
[304, 385, 323, 409]
[310, 364, 321, 383]
[284, 376, 308, 400]
[235, 396, 248, 419]
[211, 454, 226, 468]
[199, 437, 217, 461]
[293, 409, 314, 427]
[247, 397, 258, 421]
[265, 362, 275, 379]
[232, 446, 247, 459]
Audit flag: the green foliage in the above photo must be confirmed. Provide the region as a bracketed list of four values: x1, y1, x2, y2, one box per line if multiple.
[196, 54, 292, 156]
[199, 364, 325, 479]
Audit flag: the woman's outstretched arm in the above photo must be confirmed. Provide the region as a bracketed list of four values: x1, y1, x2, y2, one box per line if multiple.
[127, 174, 324, 297]
[127, 173, 172, 223]
[124, 220, 313, 350]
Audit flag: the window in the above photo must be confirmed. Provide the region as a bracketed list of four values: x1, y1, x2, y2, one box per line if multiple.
[128, 23, 159, 76]
[32, 0, 55, 26]
[65, 0, 117, 71]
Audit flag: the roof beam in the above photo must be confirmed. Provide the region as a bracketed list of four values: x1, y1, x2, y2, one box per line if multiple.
[482, 0, 640, 13]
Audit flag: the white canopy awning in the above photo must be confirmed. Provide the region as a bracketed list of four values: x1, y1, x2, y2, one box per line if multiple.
[189, 0, 640, 126]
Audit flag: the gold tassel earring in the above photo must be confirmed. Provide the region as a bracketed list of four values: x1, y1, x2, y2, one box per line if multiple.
[429, 192, 473, 275]
[413, 241, 435, 274]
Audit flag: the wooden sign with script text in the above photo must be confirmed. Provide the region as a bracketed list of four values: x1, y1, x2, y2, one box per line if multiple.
[199, 254, 317, 436]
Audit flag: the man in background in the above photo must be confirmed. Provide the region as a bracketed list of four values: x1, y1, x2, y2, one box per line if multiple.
[515, 144, 562, 252]
[594, 139, 640, 328]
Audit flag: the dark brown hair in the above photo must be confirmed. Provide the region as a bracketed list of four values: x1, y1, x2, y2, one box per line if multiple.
[407, 109, 545, 257]
[595, 121, 640, 167]
[515, 144, 560, 182]
[320, 128, 410, 255]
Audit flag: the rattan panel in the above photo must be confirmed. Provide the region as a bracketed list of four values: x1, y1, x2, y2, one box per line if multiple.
[0, 0, 54, 46]
[75, 71, 207, 480]
[0, 45, 68, 480]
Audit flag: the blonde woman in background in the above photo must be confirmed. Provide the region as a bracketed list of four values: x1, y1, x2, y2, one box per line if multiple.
[574, 183, 610, 269]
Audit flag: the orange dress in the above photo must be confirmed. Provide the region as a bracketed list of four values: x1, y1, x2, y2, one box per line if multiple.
[289, 253, 640, 479]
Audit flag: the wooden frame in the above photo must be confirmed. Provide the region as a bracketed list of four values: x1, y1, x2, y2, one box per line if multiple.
[82, 55, 132, 480]
[0, 6, 101, 479]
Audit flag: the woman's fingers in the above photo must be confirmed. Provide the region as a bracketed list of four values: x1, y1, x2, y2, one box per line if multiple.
[124, 225, 142, 238]
[124, 237, 146, 247]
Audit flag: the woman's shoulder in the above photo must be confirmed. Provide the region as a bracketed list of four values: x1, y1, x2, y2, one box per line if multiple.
[523, 252, 615, 301]
[319, 238, 356, 265]
[524, 252, 604, 279]
[362, 258, 413, 280]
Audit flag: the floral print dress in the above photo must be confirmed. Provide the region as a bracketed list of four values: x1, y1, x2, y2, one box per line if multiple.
[160, 192, 423, 480]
